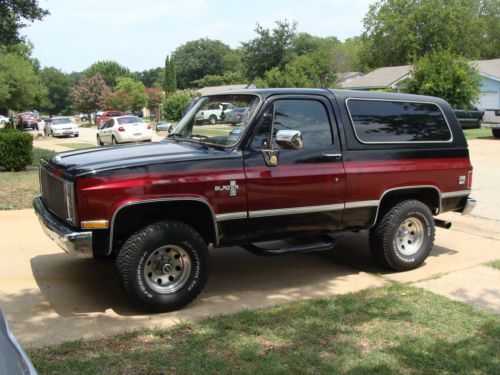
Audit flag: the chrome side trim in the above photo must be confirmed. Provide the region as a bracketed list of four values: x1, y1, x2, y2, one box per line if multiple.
[248, 203, 344, 219]
[215, 212, 247, 221]
[442, 190, 471, 198]
[370, 185, 442, 228]
[345, 200, 379, 209]
[345, 98, 454, 144]
[108, 198, 219, 255]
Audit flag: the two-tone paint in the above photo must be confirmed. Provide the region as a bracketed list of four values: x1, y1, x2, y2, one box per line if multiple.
[40, 88, 473, 256]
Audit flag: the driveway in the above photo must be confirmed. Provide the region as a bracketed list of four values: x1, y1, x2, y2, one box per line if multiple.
[1, 138, 499, 348]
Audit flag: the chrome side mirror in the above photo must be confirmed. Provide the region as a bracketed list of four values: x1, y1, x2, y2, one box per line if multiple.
[156, 123, 173, 134]
[276, 129, 303, 150]
[261, 149, 279, 167]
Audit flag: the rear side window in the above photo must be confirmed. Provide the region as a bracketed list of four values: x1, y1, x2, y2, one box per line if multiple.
[346, 99, 452, 143]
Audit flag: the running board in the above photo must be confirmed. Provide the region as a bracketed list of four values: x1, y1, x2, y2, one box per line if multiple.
[242, 237, 336, 256]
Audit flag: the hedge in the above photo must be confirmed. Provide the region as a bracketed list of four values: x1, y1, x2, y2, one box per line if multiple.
[0, 129, 33, 171]
[163, 89, 200, 121]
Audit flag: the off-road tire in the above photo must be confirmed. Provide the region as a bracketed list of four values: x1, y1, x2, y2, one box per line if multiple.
[492, 128, 500, 139]
[208, 115, 217, 125]
[369, 200, 435, 271]
[116, 221, 209, 312]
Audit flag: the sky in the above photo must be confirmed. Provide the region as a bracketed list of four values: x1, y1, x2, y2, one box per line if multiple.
[24, 0, 374, 73]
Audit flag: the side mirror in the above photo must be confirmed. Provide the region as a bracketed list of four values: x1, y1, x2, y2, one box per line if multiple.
[276, 129, 303, 150]
[157, 123, 173, 134]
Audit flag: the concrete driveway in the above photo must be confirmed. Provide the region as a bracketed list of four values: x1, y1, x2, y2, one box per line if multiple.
[1, 138, 499, 348]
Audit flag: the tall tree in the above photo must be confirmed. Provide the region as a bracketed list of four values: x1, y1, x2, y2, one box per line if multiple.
[134, 67, 164, 88]
[164, 55, 176, 93]
[0, 0, 49, 45]
[173, 38, 232, 88]
[405, 50, 481, 109]
[38, 67, 74, 116]
[241, 20, 297, 80]
[70, 74, 109, 124]
[361, 0, 500, 69]
[101, 76, 148, 111]
[83, 60, 130, 89]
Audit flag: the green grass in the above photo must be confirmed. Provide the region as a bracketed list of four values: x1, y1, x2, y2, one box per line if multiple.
[488, 260, 500, 270]
[33, 147, 55, 166]
[29, 284, 500, 375]
[58, 142, 95, 150]
[463, 127, 493, 140]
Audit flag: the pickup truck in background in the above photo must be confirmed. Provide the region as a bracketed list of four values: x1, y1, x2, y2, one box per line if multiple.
[483, 109, 500, 138]
[453, 109, 484, 129]
[33, 89, 476, 312]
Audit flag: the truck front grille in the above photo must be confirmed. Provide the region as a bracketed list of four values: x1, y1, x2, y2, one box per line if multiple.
[40, 167, 74, 224]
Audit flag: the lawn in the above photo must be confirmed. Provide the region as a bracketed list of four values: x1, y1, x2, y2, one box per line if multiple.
[488, 260, 500, 270]
[0, 147, 53, 210]
[463, 127, 493, 140]
[58, 142, 96, 150]
[29, 284, 499, 375]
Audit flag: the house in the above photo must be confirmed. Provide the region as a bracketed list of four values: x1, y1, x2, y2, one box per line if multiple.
[336, 71, 364, 87]
[341, 59, 500, 110]
[197, 83, 256, 96]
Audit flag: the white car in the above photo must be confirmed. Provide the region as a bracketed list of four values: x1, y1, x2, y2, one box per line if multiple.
[47, 117, 79, 137]
[97, 115, 152, 145]
[0, 115, 9, 124]
[195, 102, 235, 124]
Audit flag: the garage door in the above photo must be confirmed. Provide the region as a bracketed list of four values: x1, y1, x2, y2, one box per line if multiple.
[477, 91, 499, 110]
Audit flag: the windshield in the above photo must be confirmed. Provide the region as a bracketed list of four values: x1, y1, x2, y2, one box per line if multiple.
[169, 94, 260, 147]
[117, 116, 142, 124]
[51, 118, 73, 125]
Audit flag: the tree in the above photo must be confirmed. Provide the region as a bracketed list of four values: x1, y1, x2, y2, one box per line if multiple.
[164, 55, 176, 93]
[163, 90, 199, 121]
[146, 87, 164, 120]
[241, 20, 297, 80]
[70, 74, 109, 124]
[134, 67, 164, 88]
[405, 50, 481, 109]
[83, 60, 130, 89]
[101, 76, 147, 111]
[173, 38, 233, 88]
[0, 49, 45, 111]
[38, 67, 74, 116]
[193, 72, 245, 88]
[361, 0, 500, 69]
[0, 0, 49, 45]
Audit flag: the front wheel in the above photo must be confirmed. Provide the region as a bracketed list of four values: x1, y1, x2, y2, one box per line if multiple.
[208, 115, 217, 125]
[492, 128, 500, 139]
[369, 200, 435, 271]
[116, 221, 209, 312]
[97, 135, 104, 146]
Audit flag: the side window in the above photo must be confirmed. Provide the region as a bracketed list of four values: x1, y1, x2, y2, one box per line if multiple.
[251, 99, 333, 150]
[347, 99, 452, 143]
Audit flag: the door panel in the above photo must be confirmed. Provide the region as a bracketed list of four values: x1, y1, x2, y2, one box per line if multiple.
[243, 96, 346, 242]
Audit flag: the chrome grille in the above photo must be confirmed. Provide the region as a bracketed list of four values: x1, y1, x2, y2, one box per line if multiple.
[40, 167, 72, 223]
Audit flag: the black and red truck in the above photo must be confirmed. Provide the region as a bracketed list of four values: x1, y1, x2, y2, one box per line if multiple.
[34, 89, 476, 312]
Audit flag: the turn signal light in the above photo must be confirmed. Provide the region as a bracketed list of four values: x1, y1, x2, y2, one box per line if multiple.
[81, 220, 109, 229]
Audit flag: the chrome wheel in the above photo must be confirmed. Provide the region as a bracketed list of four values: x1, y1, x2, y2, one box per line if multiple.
[396, 217, 424, 256]
[143, 245, 191, 293]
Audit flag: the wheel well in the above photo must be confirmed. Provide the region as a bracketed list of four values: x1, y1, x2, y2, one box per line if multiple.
[376, 187, 440, 224]
[111, 200, 217, 253]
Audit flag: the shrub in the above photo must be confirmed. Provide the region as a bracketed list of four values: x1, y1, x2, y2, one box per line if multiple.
[0, 129, 33, 171]
[163, 89, 200, 121]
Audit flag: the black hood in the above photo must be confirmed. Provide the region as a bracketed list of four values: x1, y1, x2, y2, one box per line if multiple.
[45, 140, 234, 178]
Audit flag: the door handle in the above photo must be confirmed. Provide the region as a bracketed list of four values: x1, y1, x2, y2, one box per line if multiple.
[321, 153, 342, 160]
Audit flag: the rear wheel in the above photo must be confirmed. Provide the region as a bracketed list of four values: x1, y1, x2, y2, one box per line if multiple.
[208, 115, 217, 125]
[492, 128, 500, 139]
[116, 221, 209, 312]
[369, 200, 435, 271]
[112, 135, 118, 145]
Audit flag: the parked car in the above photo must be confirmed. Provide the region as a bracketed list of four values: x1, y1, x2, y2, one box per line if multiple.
[97, 115, 152, 145]
[0, 115, 9, 124]
[195, 102, 235, 124]
[0, 310, 38, 375]
[483, 109, 500, 138]
[453, 109, 484, 129]
[97, 110, 124, 128]
[47, 117, 79, 137]
[225, 107, 249, 125]
[16, 112, 38, 130]
[34, 89, 475, 312]
[79, 114, 89, 122]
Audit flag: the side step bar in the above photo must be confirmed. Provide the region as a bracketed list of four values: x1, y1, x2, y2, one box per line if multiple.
[435, 219, 452, 229]
[242, 236, 336, 256]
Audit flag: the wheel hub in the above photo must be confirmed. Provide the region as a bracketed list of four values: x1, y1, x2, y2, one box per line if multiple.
[396, 217, 424, 256]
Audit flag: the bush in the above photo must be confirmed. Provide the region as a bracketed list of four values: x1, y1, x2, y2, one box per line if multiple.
[163, 90, 200, 121]
[0, 129, 33, 171]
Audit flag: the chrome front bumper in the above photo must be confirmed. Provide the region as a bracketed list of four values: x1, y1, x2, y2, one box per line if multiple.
[33, 197, 92, 258]
[461, 197, 477, 215]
